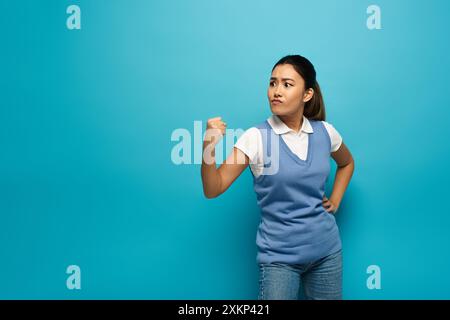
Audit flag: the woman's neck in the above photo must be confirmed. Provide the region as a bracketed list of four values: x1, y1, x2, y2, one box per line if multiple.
[278, 112, 303, 133]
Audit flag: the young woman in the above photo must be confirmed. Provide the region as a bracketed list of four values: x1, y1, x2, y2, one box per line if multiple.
[201, 55, 354, 300]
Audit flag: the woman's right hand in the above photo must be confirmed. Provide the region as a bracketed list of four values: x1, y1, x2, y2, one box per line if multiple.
[204, 116, 227, 146]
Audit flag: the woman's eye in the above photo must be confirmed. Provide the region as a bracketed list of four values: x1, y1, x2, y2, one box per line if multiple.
[285, 83, 292, 87]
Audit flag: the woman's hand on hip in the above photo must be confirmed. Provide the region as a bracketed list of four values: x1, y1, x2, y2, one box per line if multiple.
[323, 195, 338, 214]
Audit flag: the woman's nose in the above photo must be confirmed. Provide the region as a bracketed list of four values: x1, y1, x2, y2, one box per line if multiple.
[273, 86, 280, 96]
[274, 85, 282, 96]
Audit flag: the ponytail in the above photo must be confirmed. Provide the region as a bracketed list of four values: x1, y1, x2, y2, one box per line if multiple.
[304, 80, 326, 121]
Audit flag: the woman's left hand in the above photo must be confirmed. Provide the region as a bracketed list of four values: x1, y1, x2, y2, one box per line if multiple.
[323, 196, 338, 214]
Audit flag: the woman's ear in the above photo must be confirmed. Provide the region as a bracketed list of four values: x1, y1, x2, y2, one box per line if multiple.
[303, 88, 314, 103]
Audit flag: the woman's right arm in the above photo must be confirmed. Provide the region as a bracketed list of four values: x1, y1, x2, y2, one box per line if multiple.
[201, 117, 250, 199]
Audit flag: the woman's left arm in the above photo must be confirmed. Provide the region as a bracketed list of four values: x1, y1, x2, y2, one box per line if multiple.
[323, 142, 355, 213]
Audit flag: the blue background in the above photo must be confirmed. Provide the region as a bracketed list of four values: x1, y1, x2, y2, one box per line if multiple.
[1, 0, 450, 299]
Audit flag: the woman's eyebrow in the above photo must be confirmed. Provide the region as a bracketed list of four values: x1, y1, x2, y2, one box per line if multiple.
[270, 77, 296, 82]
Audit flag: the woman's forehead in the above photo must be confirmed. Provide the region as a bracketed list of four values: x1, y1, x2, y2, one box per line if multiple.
[271, 64, 303, 81]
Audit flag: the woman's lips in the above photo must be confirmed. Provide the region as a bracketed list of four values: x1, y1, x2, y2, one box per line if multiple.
[272, 100, 283, 105]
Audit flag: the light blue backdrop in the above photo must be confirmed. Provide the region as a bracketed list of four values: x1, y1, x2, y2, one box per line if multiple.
[1, 0, 450, 299]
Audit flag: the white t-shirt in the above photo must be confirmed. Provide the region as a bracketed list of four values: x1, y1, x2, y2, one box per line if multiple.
[234, 115, 343, 178]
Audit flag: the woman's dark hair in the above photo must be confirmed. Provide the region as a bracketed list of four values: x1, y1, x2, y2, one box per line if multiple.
[272, 55, 326, 121]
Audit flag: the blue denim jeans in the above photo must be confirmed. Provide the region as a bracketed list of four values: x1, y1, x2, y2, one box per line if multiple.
[258, 249, 342, 300]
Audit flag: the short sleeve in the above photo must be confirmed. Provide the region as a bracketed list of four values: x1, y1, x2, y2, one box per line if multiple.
[322, 121, 343, 152]
[234, 127, 260, 163]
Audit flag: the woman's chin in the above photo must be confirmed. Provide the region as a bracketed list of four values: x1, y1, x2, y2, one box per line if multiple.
[270, 107, 286, 116]
[270, 105, 281, 114]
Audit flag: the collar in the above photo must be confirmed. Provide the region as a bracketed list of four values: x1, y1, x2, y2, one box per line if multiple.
[267, 114, 314, 135]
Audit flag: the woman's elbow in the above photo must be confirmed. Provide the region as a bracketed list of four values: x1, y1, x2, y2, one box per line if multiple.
[204, 191, 217, 199]
[203, 188, 221, 199]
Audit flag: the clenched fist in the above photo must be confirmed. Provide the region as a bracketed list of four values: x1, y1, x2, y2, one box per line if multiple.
[204, 116, 227, 146]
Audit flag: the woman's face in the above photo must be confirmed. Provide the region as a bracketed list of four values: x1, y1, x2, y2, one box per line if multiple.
[267, 64, 313, 116]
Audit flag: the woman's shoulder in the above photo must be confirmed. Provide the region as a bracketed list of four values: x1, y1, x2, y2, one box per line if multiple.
[319, 120, 343, 152]
[236, 126, 262, 143]
[234, 126, 263, 163]
[319, 120, 340, 134]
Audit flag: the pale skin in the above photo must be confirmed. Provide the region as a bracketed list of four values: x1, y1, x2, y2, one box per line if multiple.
[201, 64, 354, 214]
